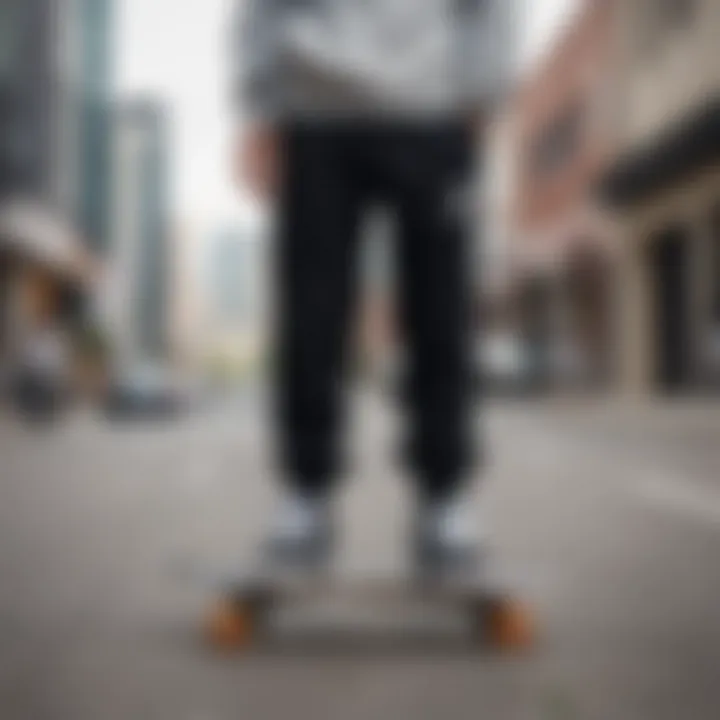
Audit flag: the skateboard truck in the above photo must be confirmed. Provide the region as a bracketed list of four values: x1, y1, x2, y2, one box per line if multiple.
[205, 575, 535, 652]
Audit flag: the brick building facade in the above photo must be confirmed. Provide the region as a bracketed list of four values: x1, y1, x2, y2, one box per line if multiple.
[509, 0, 618, 388]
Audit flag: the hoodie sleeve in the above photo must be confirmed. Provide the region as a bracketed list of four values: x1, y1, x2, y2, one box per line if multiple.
[457, 0, 517, 115]
[231, 0, 282, 120]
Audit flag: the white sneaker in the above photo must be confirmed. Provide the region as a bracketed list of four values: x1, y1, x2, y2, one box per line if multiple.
[264, 491, 333, 571]
[414, 494, 488, 576]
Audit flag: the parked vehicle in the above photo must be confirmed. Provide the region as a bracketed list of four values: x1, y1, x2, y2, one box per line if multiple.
[103, 365, 188, 421]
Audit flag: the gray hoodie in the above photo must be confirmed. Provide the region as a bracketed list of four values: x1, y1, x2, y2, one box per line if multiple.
[233, 0, 516, 120]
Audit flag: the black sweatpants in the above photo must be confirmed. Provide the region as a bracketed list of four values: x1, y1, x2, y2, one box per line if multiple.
[275, 121, 477, 501]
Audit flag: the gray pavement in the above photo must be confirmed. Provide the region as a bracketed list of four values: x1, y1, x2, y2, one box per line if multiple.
[1, 395, 720, 719]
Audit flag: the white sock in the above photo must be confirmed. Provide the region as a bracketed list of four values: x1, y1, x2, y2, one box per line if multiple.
[272, 491, 327, 543]
[422, 495, 487, 548]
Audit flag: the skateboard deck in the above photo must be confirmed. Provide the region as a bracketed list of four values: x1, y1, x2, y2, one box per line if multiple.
[203, 568, 534, 652]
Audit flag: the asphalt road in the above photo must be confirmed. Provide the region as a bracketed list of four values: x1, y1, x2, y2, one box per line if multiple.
[1, 394, 719, 720]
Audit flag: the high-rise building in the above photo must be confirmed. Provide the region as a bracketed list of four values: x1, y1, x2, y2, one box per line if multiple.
[107, 100, 170, 364]
[76, 0, 114, 253]
[192, 221, 270, 374]
[210, 230, 257, 331]
[0, 0, 114, 234]
[0, 0, 57, 199]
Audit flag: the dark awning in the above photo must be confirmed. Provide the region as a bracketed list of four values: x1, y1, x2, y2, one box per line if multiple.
[599, 96, 720, 209]
[0, 198, 97, 282]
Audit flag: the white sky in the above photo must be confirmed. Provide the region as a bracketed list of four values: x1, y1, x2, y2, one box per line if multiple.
[117, 0, 580, 228]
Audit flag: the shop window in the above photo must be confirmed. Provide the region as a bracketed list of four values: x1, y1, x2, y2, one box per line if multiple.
[708, 205, 720, 380]
[658, 0, 697, 27]
[638, 0, 698, 56]
[532, 101, 585, 179]
[712, 206, 720, 325]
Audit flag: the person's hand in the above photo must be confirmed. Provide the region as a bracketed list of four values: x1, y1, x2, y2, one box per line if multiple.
[470, 107, 489, 138]
[235, 122, 281, 200]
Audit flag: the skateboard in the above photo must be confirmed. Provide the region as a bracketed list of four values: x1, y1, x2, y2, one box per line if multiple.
[204, 569, 534, 652]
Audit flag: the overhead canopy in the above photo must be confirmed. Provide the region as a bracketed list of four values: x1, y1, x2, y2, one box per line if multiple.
[0, 198, 98, 283]
[600, 98, 720, 209]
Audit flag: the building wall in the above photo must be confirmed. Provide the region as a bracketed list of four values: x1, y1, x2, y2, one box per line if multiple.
[505, 0, 619, 388]
[615, 166, 720, 394]
[201, 227, 269, 370]
[513, 0, 616, 246]
[0, 0, 113, 245]
[0, 0, 57, 199]
[483, 112, 518, 299]
[614, 0, 720, 149]
[106, 101, 169, 365]
[77, 0, 114, 253]
[605, 0, 720, 394]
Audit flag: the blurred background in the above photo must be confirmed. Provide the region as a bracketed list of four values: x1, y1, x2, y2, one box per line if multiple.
[1, 0, 719, 416]
[1, 0, 719, 718]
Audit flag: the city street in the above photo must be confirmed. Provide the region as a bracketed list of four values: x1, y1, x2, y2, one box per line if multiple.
[1, 393, 720, 719]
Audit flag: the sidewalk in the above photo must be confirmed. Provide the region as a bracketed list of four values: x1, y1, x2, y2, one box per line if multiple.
[0, 395, 719, 719]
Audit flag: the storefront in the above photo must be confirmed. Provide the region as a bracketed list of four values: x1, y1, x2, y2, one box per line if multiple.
[510, 206, 618, 392]
[0, 199, 96, 381]
[602, 100, 720, 394]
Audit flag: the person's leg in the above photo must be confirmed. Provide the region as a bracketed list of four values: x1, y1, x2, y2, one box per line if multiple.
[389, 122, 477, 502]
[275, 123, 363, 501]
[380, 122, 481, 573]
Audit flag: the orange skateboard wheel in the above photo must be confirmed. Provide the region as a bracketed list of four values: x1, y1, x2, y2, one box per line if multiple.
[205, 599, 255, 651]
[484, 598, 535, 651]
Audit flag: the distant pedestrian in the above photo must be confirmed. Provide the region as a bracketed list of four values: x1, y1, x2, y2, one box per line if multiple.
[14, 320, 69, 423]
